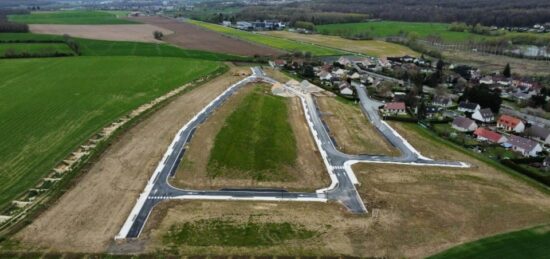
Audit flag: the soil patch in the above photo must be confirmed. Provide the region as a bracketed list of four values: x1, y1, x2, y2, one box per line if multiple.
[30, 24, 173, 43]
[131, 16, 283, 57]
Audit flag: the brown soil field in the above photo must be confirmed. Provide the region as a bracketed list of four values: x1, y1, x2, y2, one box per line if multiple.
[171, 85, 329, 191]
[137, 121, 550, 258]
[131, 16, 283, 57]
[443, 49, 550, 76]
[317, 96, 399, 156]
[14, 64, 252, 253]
[29, 24, 173, 43]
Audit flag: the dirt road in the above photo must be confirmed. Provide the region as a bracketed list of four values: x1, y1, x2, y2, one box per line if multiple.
[16, 65, 251, 253]
[131, 16, 283, 57]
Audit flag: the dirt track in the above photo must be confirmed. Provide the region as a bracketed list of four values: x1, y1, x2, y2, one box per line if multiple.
[15, 65, 251, 253]
[30, 24, 172, 43]
[130, 16, 283, 57]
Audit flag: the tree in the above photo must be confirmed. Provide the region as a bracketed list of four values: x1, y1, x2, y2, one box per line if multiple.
[153, 31, 164, 40]
[460, 86, 502, 113]
[503, 63, 511, 78]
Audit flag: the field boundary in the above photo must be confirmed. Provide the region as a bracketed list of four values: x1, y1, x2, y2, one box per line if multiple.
[0, 64, 230, 239]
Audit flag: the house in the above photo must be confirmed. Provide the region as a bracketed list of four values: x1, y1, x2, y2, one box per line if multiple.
[236, 21, 253, 30]
[339, 82, 353, 95]
[318, 71, 333, 81]
[543, 157, 550, 168]
[222, 21, 232, 26]
[507, 135, 542, 157]
[432, 95, 453, 108]
[378, 58, 391, 68]
[479, 76, 494, 85]
[525, 125, 550, 145]
[497, 115, 525, 133]
[452, 117, 478, 132]
[473, 128, 507, 143]
[382, 102, 406, 115]
[424, 106, 440, 119]
[332, 68, 346, 78]
[458, 102, 481, 113]
[269, 59, 286, 68]
[349, 72, 361, 80]
[472, 108, 495, 123]
[337, 57, 352, 67]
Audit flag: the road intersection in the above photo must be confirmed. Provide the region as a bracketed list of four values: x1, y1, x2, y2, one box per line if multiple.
[115, 67, 469, 240]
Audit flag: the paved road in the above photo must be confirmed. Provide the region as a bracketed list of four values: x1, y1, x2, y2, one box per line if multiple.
[116, 67, 467, 240]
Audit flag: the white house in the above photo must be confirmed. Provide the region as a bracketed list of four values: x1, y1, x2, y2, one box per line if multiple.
[479, 76, 494, 85]
[458, 102, 481, 113]
[507, 135, 543, 157]
[382, 102, 406, 115]
[452, 117, 478, 132]
[472, 108, 495, 123]
[525, 125, 550, 145]
[339, 82, 353, 95]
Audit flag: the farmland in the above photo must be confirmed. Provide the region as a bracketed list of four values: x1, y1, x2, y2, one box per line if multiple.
[207, 84, 297, 181]
[316, 21, 488, 42]
[8, 10, 138, 25]
[0, 33, 248, 61]
[188, 19, 346, 56]
[0, 56, 222, 209]
[0, 43, 74, 57]
[428, 224, 550, 259]
[264, 30, 417, 57]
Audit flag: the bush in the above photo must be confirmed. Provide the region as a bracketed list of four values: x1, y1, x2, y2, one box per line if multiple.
[153, 31, 164, 40]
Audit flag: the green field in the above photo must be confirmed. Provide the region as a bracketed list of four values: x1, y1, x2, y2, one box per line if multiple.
[164, 219, 316, 247]
[188, 20, 346, 56]
[8, 10, 138, 25]
[317, 21, 488, 42]
[429, 225, 550, 259]
[0, 56, 222, 209]
[0, 33, 248, 61]
[208, 85, 297, 181]
[0, 43, 74, 57]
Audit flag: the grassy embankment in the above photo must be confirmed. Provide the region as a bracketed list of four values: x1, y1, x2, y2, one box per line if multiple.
[188, 19, 346, 56]
[208, 85, 297, 181]
[0, 43, 74, 57]
[164, 219, 316, 247]
[8, 10, 138, 25]
[429, 224, 550, 259]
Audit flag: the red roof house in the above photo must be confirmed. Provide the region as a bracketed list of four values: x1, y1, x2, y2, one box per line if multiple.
[382, 102, 406, 115]
[497, 115, 525, 133]
[474, 128, 507, 143]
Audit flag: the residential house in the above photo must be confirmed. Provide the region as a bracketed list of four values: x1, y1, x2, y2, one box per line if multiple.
[349, 72, 361, 80]
[452, 117, 478, 132]
[332, 68, 346, 78]
[222, 21, 232, 26]
[236, 21, 253, 30]
[473, 127, 507, 143]
[337, 57, 352, 67]
[377, 58, 391, 68]
[479, 76, 494, 85]
[432, 95, 453, 108]
[318, 71, 333, 81]
[507, 135, 542, 157]
[497, 115, 525, 133]
[458, 102, 481, 113]
[424, 106, 440, 119]
[269, 59, 286, 68]
[525, 125, 550, 145]
[472, 108, 495, 123]
[339, 82, 354, 95]
[382, 102, 406, 115]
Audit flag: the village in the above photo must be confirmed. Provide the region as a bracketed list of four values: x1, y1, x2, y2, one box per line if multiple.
[270, 53, 550, 185]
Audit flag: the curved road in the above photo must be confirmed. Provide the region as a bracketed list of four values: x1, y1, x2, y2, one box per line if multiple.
[115, 67, 468, 239]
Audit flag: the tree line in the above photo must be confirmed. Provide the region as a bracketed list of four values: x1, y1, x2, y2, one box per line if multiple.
[239, 0, 550, 27]
[0, 9, 30, 33]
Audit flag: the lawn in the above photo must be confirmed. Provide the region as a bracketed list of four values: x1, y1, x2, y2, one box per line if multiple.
[8, 10, 138, 25]
[0, 33, 248, 61]
[428, 224, 550, 259]
[0, 56, 222, 209]
[264, 30, 417, 57]
[316, 21, 488, 42]
[164, 219, 316, 247]
[188, 20, 345, 56]
[0, 43, 74, 57]
[208, 85, 297, 180]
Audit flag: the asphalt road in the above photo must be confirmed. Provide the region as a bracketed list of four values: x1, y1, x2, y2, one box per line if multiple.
[116, 67, 467, 239]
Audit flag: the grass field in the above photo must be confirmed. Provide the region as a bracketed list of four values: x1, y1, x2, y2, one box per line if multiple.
[429, 224, 550, 259]
[8, 10, 138, 25]
[188, 20, 345, 56]
[0, 56, 222, 209]
[316, 21, 487, 42]
[265, 30, 417, 57]
[164, 219, 316, 247]
[207, 85, 297, 181]
[0, 43, 74, 57]
[0, 33, 248, 61]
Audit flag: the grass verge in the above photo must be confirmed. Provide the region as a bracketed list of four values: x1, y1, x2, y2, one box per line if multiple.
[8, 10, 139, 25]
[428, 224, 550, 259]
